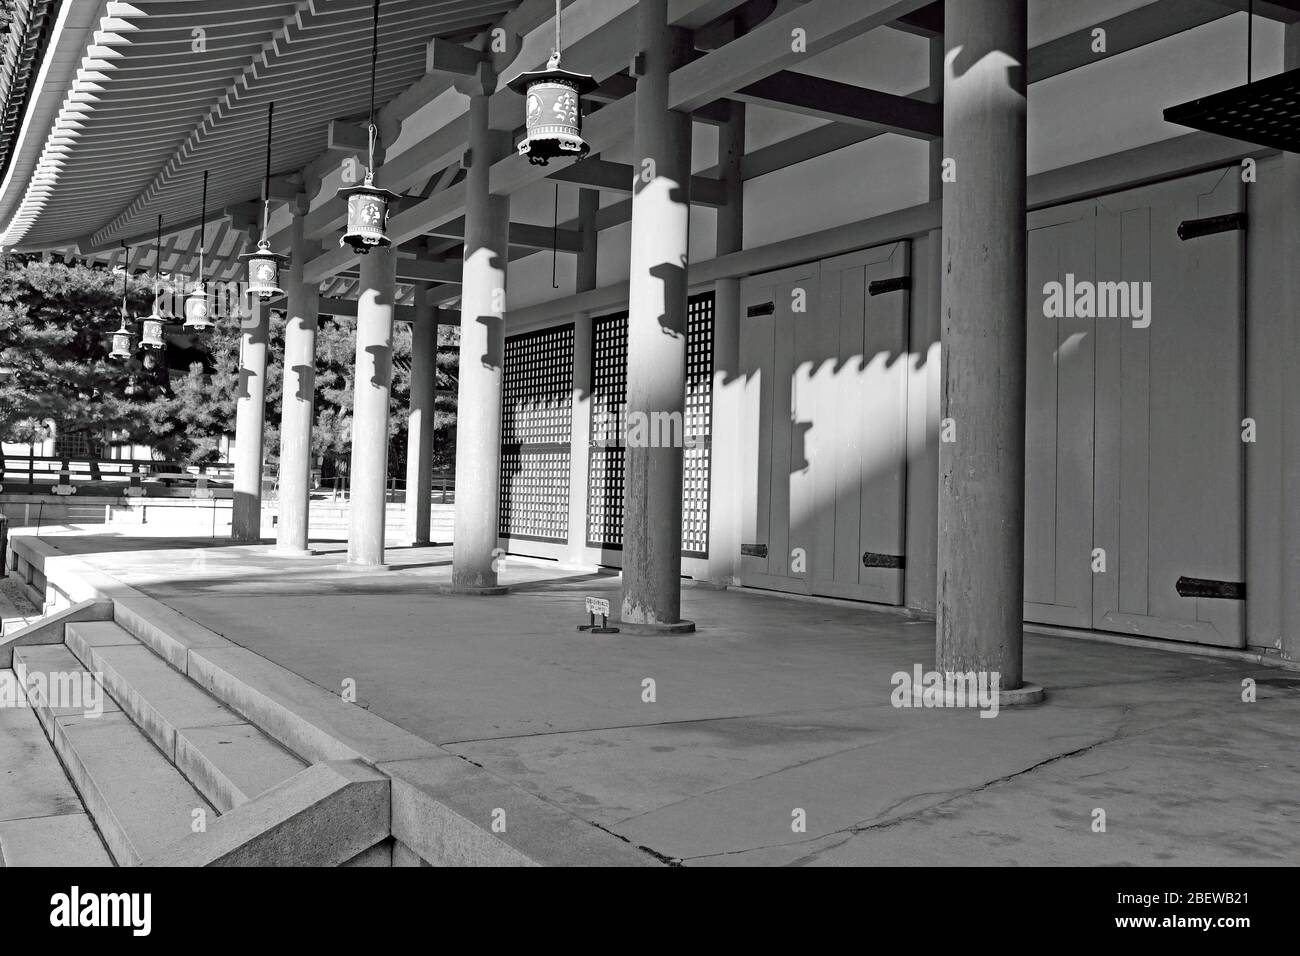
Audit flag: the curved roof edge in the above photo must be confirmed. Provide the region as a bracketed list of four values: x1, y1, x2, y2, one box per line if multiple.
[0, 0, 106, 251]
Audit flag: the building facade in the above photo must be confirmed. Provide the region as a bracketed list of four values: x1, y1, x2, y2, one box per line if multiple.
[1, 0, 1297, 676]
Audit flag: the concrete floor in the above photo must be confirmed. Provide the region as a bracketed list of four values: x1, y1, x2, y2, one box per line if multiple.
[26, 532, 1300, 866]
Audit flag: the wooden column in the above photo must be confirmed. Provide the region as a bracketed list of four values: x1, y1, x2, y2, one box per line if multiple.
[936, 0, 1032, 690]
[274, 202, 319, 555]
[708, 101, 745, 587]
[231, 297, 268, 543]
[1281, 23, 1300, 662]
[905, 33, 946, 613]
[566, 189, 600, 566]
[620, 0, 695, 630]
[405, 282, 436, 545]
[345, 246, 397, 568]
[452, 88, 512, 594]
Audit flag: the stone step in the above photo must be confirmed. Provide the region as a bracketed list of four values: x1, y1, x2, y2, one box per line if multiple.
[65, 622, 307, 814]
[13, 644, 213, 866]
[0, 672, 113, 867]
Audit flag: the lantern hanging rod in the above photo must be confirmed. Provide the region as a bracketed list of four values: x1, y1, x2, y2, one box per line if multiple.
[120, 240, 128, 317]
[261, 102, 275, 242]
[154, 213, 162, 301]
[555, 0, 562, 59]
[198, 169, 208, 286]
[367, 0, 381, 179]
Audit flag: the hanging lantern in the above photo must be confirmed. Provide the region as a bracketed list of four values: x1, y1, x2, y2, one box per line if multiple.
[245, 104, 291, 290]
[109, 318, 133, 360]
[239, 239, 287, 297]
[185, 170, 214, 331]
[124, 375, 140, 398]
[183, 281, 213, 330]
[110, 241, 134, 358]
[508, 0, 596, 167]
[338, 178, 399, 254]
[248, 246, 286, 297]
[140, 215, 168, 350]
[507, 54, 597, 166]
[337, 1, 399, 254]
[140, 316, 165, 349]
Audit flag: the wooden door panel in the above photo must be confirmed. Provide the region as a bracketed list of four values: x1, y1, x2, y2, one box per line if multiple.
[1092, 169, 1245, 647]
[1024, 201, 1096, 628]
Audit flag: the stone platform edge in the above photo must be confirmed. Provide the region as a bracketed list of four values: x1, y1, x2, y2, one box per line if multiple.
[5, 534, 663, 868]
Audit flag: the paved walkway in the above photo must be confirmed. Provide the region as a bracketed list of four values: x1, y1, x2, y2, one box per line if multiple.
[23, 532, 1300, 866]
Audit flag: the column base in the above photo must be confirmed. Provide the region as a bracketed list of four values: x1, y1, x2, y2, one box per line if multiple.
[448, 585, 509, 596]
[997, 682, 1045, 707]
[334, 562, 391, 573]
[612, 619, 696, 635]
[911, 681, 1045, 708]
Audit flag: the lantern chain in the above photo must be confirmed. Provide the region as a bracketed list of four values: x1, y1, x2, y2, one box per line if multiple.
[154, 214, 162, 308]
[367, 0, 380, 182]
[261, 102, 275, 247]
[120, 241, 129, 320]
[198, 169, 208, 290]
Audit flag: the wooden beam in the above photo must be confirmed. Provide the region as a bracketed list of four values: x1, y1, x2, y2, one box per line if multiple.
[1205, 0, 1300, 21]
[426, 36, 491, 77]
[669, 0, 932, 112]
[341, 257, 463, 284]
[318, 297, 419, 322]
[741, 122, 876, 180]
[890, 1, 941, 37]
[588, 73, 637, 102]
[738, 0, 1233, 180]
[732, 71, 941, 138]
[1030, 0, 1229, 83]
[420, 215, 583, 252]
[266, 175, 304, 203]
[327, 119, 371, 154]
[546, 158, 730, 206]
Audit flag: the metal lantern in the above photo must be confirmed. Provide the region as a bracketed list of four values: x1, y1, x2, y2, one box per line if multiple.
[239, 239, 287, 298]
[337, 2, 397, 254]
[109, 319, 133, 360]
[244, 105, 291, 289]
[183, 281, 213, 330]
[140, 315, 165, 350]
[338, 177, 399, 253]
[124, 375, 140, 398]
[506, 54, 597, 166]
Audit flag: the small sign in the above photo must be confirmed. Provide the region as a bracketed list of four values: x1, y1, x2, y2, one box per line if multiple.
[585, 596, 610, 616]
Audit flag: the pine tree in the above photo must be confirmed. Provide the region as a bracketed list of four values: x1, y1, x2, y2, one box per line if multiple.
[0, 253, 153, 450]
[1, 252, 460, 486]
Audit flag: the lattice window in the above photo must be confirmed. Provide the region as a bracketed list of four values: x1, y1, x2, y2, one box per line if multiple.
[682, 292, 715, 556]
[586, 311, 628, 548]
[586, 444, 626, 549]
[499, 325, 573, 542]
[585, 295, 714, 556]
[500, 448, 571, 541]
